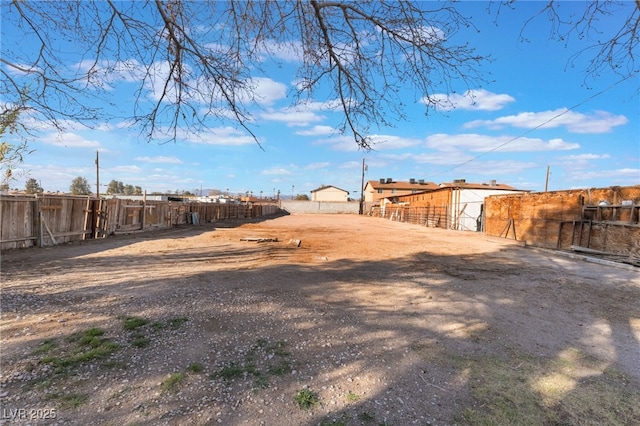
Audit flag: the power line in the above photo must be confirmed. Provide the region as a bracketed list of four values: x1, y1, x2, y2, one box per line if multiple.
[427, 75, 634, 180]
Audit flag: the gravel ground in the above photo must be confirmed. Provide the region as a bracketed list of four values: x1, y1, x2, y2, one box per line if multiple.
[1, 214, 639, 426]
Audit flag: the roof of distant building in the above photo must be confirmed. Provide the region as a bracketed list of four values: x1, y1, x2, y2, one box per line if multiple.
[366, 179, 439, 190]
[310, 185, 349, 194]
[437, 179, 528, 191]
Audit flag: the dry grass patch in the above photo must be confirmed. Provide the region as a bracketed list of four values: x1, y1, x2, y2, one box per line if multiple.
[456, 347, 640, 425]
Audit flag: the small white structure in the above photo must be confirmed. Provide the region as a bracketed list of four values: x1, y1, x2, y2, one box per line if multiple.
[310, 185, 350, 202]
[195, 195, 237, 204]
[395, 179, 528, 231]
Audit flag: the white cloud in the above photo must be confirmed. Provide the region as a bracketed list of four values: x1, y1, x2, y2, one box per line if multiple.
[579, 168, 640, 179]
[559, 153, 611, 161]
[312, 133, 422, 153]
[173, 126, 259, 146]
[465, 109, 628, 133]
[563, 167, 640, 186]
[110, 165, 142, 173]
[247, 77, 287, 105]
[260, 40, 302, 62]
[261, 97, 346, 128]
[135, 156, 183, 164]
[397, 25, 445, 44]
[311, 134, 360, 152]
[39, 132, 101, 148]
[425, 133, 580, 152]
[24, 116, 87, 132]
[410, 151, 474, 166]
[338, 160, 362, 170]
[144, 62, 286, 107]
[459, 159, 539, 175]
[368, 134, 422, 150]
[305, 162, 331, 170]
[4, 62, 42, 77]
[76, 58, 146, 90]
[430, 89, 515, 111]
[260, 108, 325, 127]
[261, 167, 293, 176]
[296, 125, 337, 136]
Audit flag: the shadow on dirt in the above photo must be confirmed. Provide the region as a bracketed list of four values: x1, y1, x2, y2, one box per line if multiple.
[1, 221, 639, 426]
[0, 211, 290, 268]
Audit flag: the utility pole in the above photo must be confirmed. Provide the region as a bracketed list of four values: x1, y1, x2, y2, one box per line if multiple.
[359, 157, 366, 215]
[95, 150, 100, 198]
[544, 165, 550, 192]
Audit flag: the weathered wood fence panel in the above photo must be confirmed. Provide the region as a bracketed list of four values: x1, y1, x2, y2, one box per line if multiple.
[368, 185, 639, 261]
[40, 196, 92, 245]
[0, 196, 38, 248]
[1, 195, 282, 250]
[371, 205, 449, 229]
[485, 186, 640, 258]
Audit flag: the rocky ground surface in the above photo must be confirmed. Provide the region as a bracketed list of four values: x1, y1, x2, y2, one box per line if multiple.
[1, 213, 639, 426]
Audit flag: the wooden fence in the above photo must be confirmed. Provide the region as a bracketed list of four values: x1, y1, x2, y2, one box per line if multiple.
[369, 185, 639, 264]
[484, 187, 640, 260]
[371, 205, 449, 229]
[0, 195, 281, 250]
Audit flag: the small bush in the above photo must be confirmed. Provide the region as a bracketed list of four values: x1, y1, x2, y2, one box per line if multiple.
[123, 317, 149, 330]
[215, 362, 244, 380]
[187, 362, 203, 373]
[346, 391, 360, 402]
[267, 359, 292, 376]
[131, 337, 150, 348]
[47, 392, 88, 409]
[162, 372, 185, 392]
[169, 317, 188, 329]
[32, 340, 56, 355]
[294, 388, 319, 410]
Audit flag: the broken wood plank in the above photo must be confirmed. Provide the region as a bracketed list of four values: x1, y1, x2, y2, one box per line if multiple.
[570, 245, 640, 265]
[240, 237, 278, 243]
[570, 245, 617, 256]
[42, 219, 57, 244]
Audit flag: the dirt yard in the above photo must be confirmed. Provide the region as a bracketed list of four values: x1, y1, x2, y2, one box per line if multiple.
[1, 213, 639, 426]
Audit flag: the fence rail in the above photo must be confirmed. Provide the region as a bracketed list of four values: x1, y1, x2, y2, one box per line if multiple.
[371, 205, 450, 229]
[0, 195, 281, 250]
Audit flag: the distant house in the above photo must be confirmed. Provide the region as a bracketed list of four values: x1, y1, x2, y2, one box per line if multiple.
[393, 179, 528, 231]
[364, 178, 439, 205]
[310, 185, 350, 202]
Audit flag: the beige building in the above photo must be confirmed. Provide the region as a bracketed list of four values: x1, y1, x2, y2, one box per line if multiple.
[310, 185, 350, 202]
[363, 178, 438, 205]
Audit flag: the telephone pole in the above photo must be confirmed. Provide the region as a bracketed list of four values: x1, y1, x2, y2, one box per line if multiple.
[359, 157, 366, 215]
[95, 150, 100, 198]
[544, 165, 550, 192]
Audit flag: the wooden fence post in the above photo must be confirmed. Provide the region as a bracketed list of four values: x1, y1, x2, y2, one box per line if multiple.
[82, 196, 91, 240]
[35, 198, 43, 247]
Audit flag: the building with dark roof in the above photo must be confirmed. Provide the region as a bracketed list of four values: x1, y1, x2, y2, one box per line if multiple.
[363, 178, 439, 205]
[391, 178, 529, 231]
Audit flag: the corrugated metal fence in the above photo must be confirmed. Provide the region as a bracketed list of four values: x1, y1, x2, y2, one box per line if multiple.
[0, 195, 281, 250]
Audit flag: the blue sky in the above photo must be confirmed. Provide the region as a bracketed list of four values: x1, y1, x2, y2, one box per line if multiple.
[2, 1, 639, 197]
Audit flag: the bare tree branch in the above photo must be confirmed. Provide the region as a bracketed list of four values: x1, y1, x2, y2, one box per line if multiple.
[1, 1, 492, 150]
[4, 1, 632, 152]
[520, 0, 640, 88]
